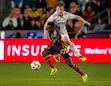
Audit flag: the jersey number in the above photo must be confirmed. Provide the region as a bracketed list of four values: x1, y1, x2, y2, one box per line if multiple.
[60, 46, 67, 54]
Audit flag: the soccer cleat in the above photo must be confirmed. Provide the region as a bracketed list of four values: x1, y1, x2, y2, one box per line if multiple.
[82, 74, 88, 82]
[50, 68, 58, 76]
[79, 56, 87, 61]
[55, 57, 60, 63]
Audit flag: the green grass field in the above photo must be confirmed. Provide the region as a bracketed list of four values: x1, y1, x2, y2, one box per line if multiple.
[0, 62, 111, 86]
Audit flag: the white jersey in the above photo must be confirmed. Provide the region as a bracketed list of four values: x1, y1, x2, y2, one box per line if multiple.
[47, 11, 76, 34]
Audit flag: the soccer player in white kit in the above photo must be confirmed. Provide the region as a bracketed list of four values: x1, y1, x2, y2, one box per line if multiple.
[44, 1, 91, 62]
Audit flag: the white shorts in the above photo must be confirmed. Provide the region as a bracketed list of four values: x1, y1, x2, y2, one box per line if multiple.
[61, 33, 70, 42]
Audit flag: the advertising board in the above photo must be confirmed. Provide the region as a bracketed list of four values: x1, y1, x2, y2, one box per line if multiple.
[0, 39, 111, 63]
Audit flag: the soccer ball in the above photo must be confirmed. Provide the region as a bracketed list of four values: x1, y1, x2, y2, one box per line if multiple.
[30, 60, 41, 70]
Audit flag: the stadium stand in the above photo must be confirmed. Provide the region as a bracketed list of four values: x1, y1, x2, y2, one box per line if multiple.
[0, 0, 111, 38]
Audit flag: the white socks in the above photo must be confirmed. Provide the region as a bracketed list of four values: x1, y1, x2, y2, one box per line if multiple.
[69, 43, 81, 57]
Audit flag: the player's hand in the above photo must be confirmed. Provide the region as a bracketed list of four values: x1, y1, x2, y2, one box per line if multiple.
[44, 47, 50, 50]
[44, 48, 47, 50]
[43, 36, 48, 39]
[47, 47, 50, 50]
[84, 21, 91, 26]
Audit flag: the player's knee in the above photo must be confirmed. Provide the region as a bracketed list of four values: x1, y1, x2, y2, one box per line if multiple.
[42, 50, 48, 57]
[68, 63, 73, 67]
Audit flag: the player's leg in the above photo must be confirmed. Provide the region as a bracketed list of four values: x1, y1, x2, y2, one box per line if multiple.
[60, 45, 88, 82]
[65, 57, 85, 75]
[42, 49, 58, 75]
[61, 34, 87, 61]
[65, 57, 88, 82]
[53, 54, 60, 62]
[42, 49, 55, 69]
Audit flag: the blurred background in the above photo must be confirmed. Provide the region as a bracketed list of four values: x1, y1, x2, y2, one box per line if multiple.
[0, 0, 111, 39]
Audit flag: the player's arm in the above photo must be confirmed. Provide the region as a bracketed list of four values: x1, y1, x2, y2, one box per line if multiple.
[75, 15, 91, 26]
[47, 28, 60, 49]
[44, 15, 54, 38]
[67, 12, 91, 26]
[43, 20, 49, 38]
[47, 37, 59, 49]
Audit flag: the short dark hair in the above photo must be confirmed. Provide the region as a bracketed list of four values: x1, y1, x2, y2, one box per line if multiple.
[47, 22, 54, 27]
[55, 1, 65, 7]
[70, 0, 78, 5]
